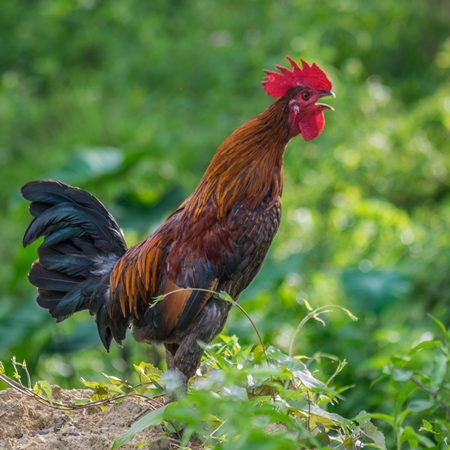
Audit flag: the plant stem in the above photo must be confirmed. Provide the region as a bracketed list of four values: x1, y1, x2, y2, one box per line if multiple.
[410, 376, 450, 414]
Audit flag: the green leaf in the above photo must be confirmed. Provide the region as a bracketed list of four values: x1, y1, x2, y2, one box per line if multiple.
[218, 291, 234, 303]
[420, 419, 433, 433]
[80, 378, 100, 389]
[103, 374, 125, 385]
[219, 334, 233, 343]
[354, 411, 394, 426]
[396, 409, 411, 428]
[407, 340, 442, 357]
[428, 314, 447, 337]
[150, 295, 166, 308]
[407, 399, 434, 412]
[112, 405, 167, 450]
[400, 426, 435, 448]
[33, 380, 53, 401]
[71, 398, 91, 406]
[362, 418, 387, 450]
[0, 361, 4, 375]
[253, 344, 265, 360]
[392, 369, 413, 382]
[133, 362, 164, 385]
[431, 352, 448, 389]
[306, 403, 347, 426]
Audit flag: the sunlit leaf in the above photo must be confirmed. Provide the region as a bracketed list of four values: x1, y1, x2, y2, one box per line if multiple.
[303, 299, 313, 311]
[103, 374, 125, 385]
[33, 380, 52, 401]
[407, 340, 442, 357]
[420, 419, 433, 433]
[80, 378, 100, 389]
[133, 362, 164, 385]
[299, 403, 347, 427]
[71, 398, 91, 406]
[312, 313, 327, 327]
[253, 344, 265, 361]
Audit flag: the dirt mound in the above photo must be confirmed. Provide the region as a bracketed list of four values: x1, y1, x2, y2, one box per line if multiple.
[0, 386, 172, 450]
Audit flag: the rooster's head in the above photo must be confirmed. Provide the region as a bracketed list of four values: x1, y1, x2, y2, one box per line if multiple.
[262, 57, 334, 141]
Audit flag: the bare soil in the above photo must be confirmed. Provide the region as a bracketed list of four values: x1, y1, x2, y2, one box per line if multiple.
[0, 386, 176, 450]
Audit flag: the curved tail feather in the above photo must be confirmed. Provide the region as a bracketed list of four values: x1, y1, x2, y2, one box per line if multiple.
[22, 180, 129, 350]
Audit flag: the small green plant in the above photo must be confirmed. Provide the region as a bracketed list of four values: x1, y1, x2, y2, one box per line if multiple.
[369, 315, 450, 449]
[3, 302, 449, 449]
[1, 300, 386, 449]
[0, 356, 167, 414]
[110, 296, 382, 450]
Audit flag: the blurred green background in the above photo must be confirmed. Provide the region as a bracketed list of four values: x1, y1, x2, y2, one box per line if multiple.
[1, 0, 449, 433]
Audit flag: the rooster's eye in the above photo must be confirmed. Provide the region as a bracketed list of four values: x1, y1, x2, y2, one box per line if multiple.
[301, 91, 311, 101]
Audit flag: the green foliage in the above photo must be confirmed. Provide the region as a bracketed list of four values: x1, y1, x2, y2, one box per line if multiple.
[373, 316, 450, 449]
[100, 317, 450, 448]
[2, 316, 449, 448]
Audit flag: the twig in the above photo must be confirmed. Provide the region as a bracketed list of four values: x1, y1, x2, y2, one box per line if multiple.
[0, 372, 165, 412]
[289, 305, 357, 357]
[410, 376, 450, 414]
[153, 287, 269, 364]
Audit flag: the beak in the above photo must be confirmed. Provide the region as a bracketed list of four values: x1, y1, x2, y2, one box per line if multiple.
[317, 91, 335, 111]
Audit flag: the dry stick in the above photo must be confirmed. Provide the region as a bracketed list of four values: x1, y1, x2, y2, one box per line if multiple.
[289, 305, 357, 357]
[0, 372, 164, 412]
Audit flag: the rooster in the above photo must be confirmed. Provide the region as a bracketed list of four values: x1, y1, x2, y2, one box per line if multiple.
[22, 57, 334, 388]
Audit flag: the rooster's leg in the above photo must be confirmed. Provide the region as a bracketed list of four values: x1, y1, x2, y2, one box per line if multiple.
[163, 343, 187, 401]
[173, 297, 232, 383]
[172, 335, 204, 382]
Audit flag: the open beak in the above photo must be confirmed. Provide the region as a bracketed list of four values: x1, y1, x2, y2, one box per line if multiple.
[317, 91, 335, 111]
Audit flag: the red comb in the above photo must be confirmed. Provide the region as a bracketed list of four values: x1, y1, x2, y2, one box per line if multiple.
[262, 56, 332, 98]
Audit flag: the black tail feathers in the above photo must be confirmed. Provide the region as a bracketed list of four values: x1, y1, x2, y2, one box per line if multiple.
[22, 180, 129, 350]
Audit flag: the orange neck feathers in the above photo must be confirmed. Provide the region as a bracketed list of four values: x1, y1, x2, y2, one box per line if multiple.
[185, 99, 290, 219]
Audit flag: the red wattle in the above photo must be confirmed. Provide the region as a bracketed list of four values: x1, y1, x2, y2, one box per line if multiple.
[298, 109, 325, 141]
